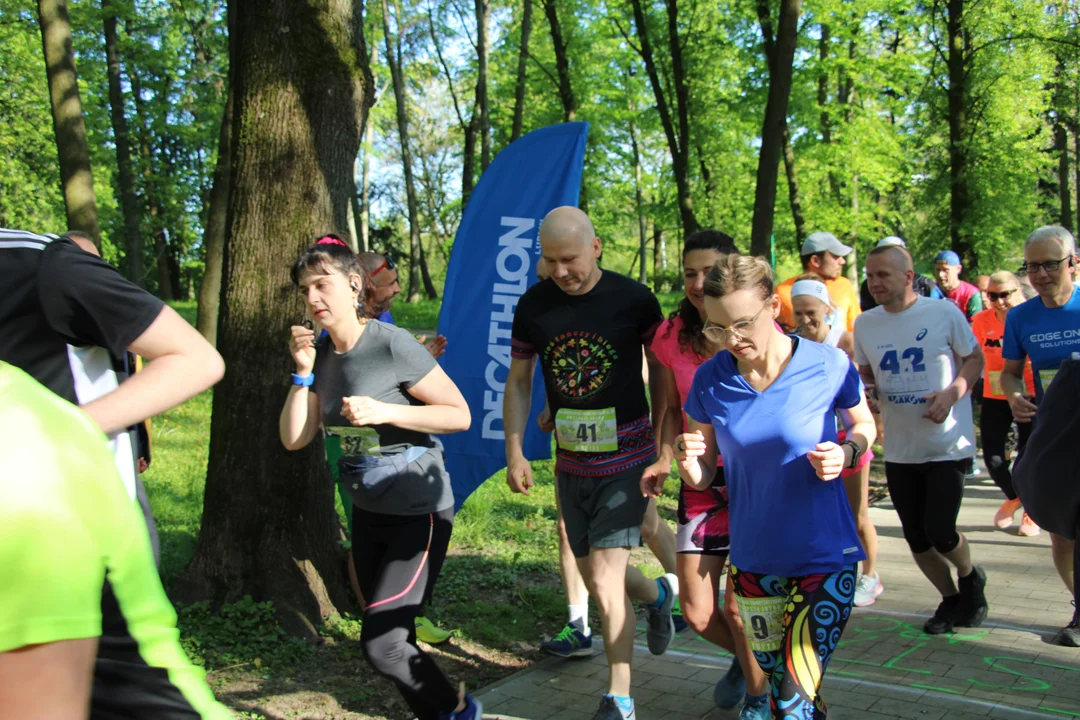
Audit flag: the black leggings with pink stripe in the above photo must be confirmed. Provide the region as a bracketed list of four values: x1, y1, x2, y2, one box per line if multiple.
[353, 505, 456, 719]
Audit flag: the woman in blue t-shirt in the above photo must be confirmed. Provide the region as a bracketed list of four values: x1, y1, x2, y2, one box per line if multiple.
[675, 253, 876, 719]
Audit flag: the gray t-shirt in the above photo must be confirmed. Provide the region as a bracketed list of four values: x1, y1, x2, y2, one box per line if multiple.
[312, 320, 453, 515]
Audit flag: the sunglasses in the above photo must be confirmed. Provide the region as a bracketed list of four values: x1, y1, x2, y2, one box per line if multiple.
[987, 290, 1016, 301]
[371, 255, 397, 277]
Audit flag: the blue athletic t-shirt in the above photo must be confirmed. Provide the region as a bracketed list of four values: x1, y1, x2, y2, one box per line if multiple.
[684, 338, 866, 577]
[377, 310, 394, 324]
[1003, 288, 1080, 399]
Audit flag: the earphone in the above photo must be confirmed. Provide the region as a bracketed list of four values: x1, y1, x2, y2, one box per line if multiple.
[351, 281, 360, 292]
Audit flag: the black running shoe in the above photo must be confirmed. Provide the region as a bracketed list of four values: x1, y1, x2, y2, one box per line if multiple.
[924, 594, 961, 634]
[1056, 602, 1080, 648]
[955, 566, 989, 628]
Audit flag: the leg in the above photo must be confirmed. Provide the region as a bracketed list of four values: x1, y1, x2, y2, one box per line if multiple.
[885, 463, 949, 590]
[581, 548, 636, 697]
[725, 572, 768, 697]
[355, 509, 459, 719]
[912, 548, 960, 596]
[555, 480, 590, 614]
[925, 461, 974, 577]
[640, 499, 677, 574]
[1051, 533, 1076, 595]
[843, 463, 879, 578]
[981, 399, 1018, 501]
[677, 553, 733, 649]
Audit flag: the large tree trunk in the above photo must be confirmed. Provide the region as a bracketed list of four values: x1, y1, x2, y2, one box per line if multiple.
[946, 0, 974, 267]
[510, 0, 532, 142]
[475, 0, 491, 171]
[175, 0, 371, 635]
[630, 121, 647, 284]
[543, 0, 576, 122]
[781, 126, 806, 242]
[383, 0, 424, 302]
[628, 0, 699, 235]
[37, 0, 102, 247]
[1054, 58, 1073, 232]
[103, 1, 142, 282]
[750, 0, 802, 256]
[195, 83, 233, 345]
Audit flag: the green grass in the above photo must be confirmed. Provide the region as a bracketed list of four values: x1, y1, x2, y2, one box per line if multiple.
[390, 298, 441, 330]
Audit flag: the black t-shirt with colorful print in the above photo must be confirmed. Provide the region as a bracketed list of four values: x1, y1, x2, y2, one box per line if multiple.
[511, 270, 663, 476]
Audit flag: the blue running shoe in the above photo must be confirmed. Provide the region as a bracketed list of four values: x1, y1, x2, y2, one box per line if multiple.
[672, 597, 688, 633]
[593, 695, 635, 720]
[738, 694, 770, 720]
[438, 694, 482, 720]
[713, 658, 746, 709]
[646, 573, 677, 655]
[540, 623, 593, 658]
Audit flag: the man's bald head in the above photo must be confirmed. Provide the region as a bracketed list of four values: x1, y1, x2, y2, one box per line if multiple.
[866, 243, 913, 273]
[538, 206, 596, 248]
[865, 244, 915, 311]
[63, 231, 99, 257]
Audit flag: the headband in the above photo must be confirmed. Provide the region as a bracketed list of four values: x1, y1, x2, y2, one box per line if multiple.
[316, 235, 349, 248]
[791, 279, 831, 306]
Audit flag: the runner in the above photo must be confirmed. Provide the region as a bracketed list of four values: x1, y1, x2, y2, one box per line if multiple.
[856, 244, 988, 635]
[675, 252, 875, 719]
[505, 206, 676, 720]
[969, 271, 1037, 535]
[790, 274, 883, 607]
[935, 250, 983, 321]
[642, 230, 769, 715]
[1001, 225, 1080, 647]
[279, 237, 479, 719]
[860, 237, 943, 311]
[776, 231, 861, 332]
[976, 275, 992, 309]
[0, 361, 230, 719]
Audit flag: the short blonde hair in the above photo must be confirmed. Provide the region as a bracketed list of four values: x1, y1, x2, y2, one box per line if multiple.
[988, 270, 1019, 289]
[703, 253, 774, 300]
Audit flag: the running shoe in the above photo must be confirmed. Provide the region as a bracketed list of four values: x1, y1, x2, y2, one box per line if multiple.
[1017, 513, 1041, 536]
[923, 594, 961, 634]
[738, 694, 771, 720]
[853, 572, 884, 607]
[672, 597, 688, 633]
[646, 573, 677, 655]
[415, 616, 452, 645]
[593, 695, 635, 720]
[993, 498, 1022, 529]
[438, 694, 482, 720]
[713, 658, 746, 709]
[955, 566, 989, 628]
[1055, 602, 1079, 648]
[540, 623, 593, 658]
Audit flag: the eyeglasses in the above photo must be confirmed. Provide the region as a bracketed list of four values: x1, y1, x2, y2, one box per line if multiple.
[702, 304, 769, 342]
[1019, 258, 1069, 275]
[371, 255, 397, 277]
[987, 290, 1016, 301]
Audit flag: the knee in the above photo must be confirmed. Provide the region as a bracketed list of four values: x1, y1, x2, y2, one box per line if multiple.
[985, 454, 1006, 474]
[723, 596, 744, 632]
[931, 531, 961, 555]
[361, 630, 409, 678]
[680, 595, 714, 635]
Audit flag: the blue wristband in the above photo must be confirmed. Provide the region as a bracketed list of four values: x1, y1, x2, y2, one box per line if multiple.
[291, 372, 315, 387]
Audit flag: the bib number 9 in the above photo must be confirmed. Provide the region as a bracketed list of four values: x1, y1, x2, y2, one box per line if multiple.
[555, 408, 618, 452]
[737, 595, 785, 653]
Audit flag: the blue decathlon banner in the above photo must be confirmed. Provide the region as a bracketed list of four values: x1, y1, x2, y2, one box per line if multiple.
[438, 122, 589, 509]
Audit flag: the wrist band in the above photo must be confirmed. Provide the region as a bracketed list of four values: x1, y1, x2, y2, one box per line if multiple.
[291, 372, 315, 387]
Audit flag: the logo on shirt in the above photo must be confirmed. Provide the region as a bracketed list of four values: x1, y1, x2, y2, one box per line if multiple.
[916, 328, 928, 341]
[983, 338, 1001, 348]
[544, 331, 618, 400]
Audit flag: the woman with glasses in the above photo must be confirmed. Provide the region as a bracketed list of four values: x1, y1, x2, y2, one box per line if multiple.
[674, 254, 876, 719]
[970, 272, 1037, 535]
[790, 274, 883, 609]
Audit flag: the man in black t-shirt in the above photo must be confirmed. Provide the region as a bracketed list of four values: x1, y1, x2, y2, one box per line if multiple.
[504, 207, 676, 720]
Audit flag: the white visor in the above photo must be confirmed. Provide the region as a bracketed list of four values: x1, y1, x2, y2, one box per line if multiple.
[791, 279, 831, 306]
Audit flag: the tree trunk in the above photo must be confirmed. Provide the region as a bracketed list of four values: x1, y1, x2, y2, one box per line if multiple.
[750, 0, 802, 256]
[383, 0, 423, 302]
[419, 235, 438, 299]
[630, 122, 647, 284]
[510, 0, 532, 142]
[1075, 121, 1080, 233]
[102, 1, 142, 282]
[781, 125, 806, 242]
[1057, 121, 1073, 232]
[360, 115, 374, 251]
[629, 0, 699, 235]
[543, 0, 576, 122]
[845, 173, 859, 285]
[195, 83, 233, 345]
[175, 0, 371, 635]
[652, 224, 664, 293]
[475, 0, 491, 171]
[37, 0, 102, 247]
[946, 0, 973, 267]
[817, 24, 831, 144]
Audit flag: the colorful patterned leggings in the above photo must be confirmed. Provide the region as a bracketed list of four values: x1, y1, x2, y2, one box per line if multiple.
[730, 563, 857, 719]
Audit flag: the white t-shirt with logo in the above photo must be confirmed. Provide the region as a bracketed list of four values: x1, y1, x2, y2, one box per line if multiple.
[854, 297, 978, 463]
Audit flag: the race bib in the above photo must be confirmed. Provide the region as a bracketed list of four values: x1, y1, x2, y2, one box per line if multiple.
[1039, 369, 1059, 393]
[988, 370, 1003, 397]
[554, 408, 617, 452]
[738, 595, 786, 653]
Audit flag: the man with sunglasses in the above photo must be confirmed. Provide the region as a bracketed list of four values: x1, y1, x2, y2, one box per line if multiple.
[359, 251, 448, 359]
[1001, 225, 1080, 647]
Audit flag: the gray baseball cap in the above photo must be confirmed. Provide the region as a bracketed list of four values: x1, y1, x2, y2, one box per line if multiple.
[801, 231, 853, 256]
[876, 236, 906, 248]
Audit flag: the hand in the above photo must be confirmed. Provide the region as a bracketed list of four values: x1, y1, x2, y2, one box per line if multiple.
[864, 386, 880, 414]
[536, 406, 554, 433]
[640, 459, 670, 498]
[807, 441, 845, 481]
[506, 456, 534, 495]
[1008, 392, 1037, 423]
[675, 431, 705, 469]
[289, 325, 317, 375]
[341, 396, 388, 427]
[921, 386, 961, 424]
[137, 457, 149, 474]
[418, 334, 448, 360]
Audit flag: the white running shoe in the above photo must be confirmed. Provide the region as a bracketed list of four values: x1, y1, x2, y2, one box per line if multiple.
[854, 572, 884, 607]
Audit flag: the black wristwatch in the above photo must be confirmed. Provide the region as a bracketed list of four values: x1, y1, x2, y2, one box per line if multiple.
[841, 440, 862, 469]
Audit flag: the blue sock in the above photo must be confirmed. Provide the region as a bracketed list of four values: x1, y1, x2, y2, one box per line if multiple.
[649, 578, 668, 610]
[746, 692, 768, 705]
[606, 695, 634, 717]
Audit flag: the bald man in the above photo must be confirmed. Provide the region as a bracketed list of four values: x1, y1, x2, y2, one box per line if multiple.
[854, 245, 987, 635]
[504, 207, 676, 720]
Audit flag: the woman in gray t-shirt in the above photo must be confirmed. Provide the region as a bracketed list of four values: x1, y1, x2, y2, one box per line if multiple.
[279, 236, 481, 720]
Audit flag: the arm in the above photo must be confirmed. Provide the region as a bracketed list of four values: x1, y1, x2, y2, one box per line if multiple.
[810, 395, 876, 481]
[279, 324, 322, 450]
[0, 638, 98, 720]
[81, 306, 225, 435]
[922, 346, 984, 424]
[503, 356, 536, 494]
[857, 363, 879, 413]
[838, 331, 855, 362]
[675, 416, 718, 491]
[341, 364, 471, 435]
[641, 363, 681, 497]
[1001, 358, 1037, 421]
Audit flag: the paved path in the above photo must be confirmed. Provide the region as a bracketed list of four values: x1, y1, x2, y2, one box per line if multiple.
[475, 468, 1080, 719]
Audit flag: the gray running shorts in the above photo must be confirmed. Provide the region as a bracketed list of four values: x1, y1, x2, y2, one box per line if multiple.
[557, 465, 649, 558]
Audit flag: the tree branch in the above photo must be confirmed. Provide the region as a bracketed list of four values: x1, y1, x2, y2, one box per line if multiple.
[426, 2, 469, 128]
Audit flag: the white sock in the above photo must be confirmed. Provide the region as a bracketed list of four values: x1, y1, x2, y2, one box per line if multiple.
[568, 604, 590, 635]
